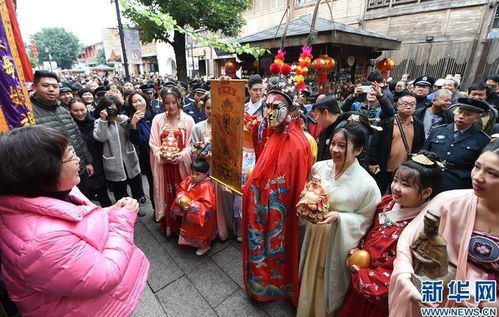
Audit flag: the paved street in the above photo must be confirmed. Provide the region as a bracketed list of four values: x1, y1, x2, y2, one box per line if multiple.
[131, 179, 296, 317]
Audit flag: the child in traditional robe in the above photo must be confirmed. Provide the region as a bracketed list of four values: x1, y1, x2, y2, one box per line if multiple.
[172, 158, 216, 256]
[337, 151, 443, 317]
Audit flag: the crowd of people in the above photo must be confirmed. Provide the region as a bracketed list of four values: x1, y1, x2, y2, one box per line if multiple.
[0, 68, 498, 316]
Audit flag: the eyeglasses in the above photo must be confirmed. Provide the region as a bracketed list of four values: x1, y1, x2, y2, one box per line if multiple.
[62, 146, 79, 164]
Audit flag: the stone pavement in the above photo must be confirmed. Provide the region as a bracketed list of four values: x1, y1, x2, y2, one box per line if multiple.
[131, 188, 296, 317]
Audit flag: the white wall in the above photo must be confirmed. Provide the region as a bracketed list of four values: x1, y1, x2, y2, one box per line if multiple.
[156, 42, 177, 76]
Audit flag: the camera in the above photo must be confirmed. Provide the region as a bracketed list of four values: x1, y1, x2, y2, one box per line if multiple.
[105, 106, 118, 118]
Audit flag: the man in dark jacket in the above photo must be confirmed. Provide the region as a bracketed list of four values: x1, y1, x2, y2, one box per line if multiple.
[31, 70, 94, 197]
[422, 97, 490, 191]
[414, 88, 454, 139]
[312, 96, 342, 161]
[369, 95, 425, 193]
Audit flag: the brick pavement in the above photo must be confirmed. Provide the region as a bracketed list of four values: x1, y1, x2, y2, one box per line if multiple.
[132, 184, 296, 317]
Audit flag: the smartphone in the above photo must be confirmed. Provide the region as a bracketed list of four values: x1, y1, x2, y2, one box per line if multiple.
[359, 86, 372, 93]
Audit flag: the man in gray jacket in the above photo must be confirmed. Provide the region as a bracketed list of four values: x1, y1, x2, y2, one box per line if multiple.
[31, 70, 94, 197]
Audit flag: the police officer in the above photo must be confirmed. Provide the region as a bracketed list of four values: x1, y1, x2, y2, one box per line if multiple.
[422, 97, 490, 191]
[412, 76, 434, 110]
[183, 82, 208, 123]
[140, 83, 162, 114]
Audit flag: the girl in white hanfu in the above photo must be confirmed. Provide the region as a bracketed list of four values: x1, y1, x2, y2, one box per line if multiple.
[298, 115, 382, 316]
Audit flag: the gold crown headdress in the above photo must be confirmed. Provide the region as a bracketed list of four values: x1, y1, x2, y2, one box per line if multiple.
[411, 153, 445, 167]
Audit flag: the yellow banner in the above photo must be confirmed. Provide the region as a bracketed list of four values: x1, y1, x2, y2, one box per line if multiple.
[209, 79, 246, 194]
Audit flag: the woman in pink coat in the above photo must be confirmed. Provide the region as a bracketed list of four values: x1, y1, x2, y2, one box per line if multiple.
[0, 126, 149, 317]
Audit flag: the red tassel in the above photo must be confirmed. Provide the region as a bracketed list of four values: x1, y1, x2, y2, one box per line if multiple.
[269, 63, 281, 75]
[281, 64, 291, 76]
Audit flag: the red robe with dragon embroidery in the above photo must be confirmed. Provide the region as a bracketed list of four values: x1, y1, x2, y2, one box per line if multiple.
[337, 195, 418, 317]
[242, 119, 312, 306]
[171, 176, 217, 249]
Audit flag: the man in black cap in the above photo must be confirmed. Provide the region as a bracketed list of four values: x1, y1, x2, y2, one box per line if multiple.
[163, 79, 177, 87]
[94, 86, 109, 101]
[140, 83, 162, 113]
[423, 97, 490, 191]
[182, 82, 208, 123]
[312, 96, 342, 161]
[245, 74, 265, 117]
[58, 83, 73, 109]
[411, 76, 434, 109]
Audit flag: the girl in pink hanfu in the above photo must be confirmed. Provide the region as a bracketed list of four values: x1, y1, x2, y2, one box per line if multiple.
[172, 158, 217, 256]
[150, 86, 194, 236]
[389, 140, 499, 316]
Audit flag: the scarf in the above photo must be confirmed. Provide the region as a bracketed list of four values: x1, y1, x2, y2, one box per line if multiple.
[74, 114, 94, 143]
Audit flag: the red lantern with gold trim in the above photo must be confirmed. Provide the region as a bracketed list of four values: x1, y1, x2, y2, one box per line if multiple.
[311, 55, 336, 84]
[225, 60, 240, 78]
[376, 58, 395, 79]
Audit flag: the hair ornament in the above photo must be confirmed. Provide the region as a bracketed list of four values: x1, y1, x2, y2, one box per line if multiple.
[347, 114, 360, 122]
[411, 153, 444, 167]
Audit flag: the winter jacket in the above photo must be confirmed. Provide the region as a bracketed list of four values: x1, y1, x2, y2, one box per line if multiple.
[0, 187, 149, 317]
[93, 115, 141, 182]
[31, 95, 93, 174]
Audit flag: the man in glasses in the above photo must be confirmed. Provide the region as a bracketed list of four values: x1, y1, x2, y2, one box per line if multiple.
[369, 95, 425, 193]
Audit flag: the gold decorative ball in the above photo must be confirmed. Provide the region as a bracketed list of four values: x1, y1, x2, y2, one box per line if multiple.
[348, 250, 371, 270]
[179, 196, 192, 209]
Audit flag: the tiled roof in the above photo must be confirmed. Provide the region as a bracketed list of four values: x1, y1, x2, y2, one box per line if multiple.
[238, 14, 400, 44]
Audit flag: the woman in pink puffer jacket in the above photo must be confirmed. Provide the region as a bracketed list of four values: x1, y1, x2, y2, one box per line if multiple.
[0, 126, 149, 317]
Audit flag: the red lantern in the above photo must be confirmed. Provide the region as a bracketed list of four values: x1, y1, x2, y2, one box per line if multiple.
[376, 58, 395, 79]
[224, 60, 240, 78]
[311, 55, 336, 84]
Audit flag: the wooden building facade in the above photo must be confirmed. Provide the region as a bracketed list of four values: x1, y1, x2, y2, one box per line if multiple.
[363, 0, 499, 87]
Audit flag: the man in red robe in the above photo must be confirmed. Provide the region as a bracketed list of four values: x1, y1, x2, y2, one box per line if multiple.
[242, 88, 312, 305]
